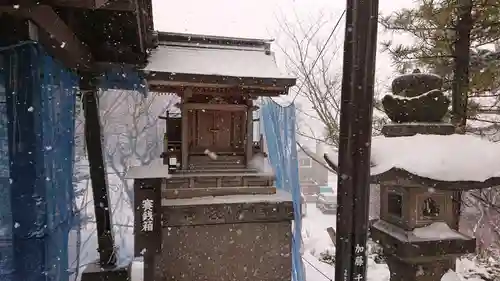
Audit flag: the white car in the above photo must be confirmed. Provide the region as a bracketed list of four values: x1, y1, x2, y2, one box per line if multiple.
[316, 193, 337, 214]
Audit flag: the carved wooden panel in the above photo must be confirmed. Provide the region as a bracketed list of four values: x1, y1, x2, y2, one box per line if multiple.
[195, 109, 215, 149]
[188, 109, 246, 154]
[231, 111, 245, 150]
[214, 111, 232, 150]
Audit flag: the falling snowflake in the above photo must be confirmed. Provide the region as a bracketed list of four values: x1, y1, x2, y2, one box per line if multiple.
[204, 149, 218, 160]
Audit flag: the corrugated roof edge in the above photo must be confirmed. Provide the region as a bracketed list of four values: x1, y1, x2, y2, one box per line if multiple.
[157, 31, 274, 49]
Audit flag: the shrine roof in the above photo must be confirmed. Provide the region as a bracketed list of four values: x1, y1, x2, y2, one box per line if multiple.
[322, 134, 500, 190]
[144, 32, 296, 95]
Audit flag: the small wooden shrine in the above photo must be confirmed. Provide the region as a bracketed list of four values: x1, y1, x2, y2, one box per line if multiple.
[349, 71, 500, 281]
[128, 32, 297, 281]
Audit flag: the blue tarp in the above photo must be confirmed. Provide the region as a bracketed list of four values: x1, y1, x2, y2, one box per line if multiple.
[0, 42, 77, 281]
[261, 98, 305, 281]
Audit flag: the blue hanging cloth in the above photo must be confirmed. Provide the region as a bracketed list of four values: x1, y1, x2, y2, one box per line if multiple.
[261, 98, 305, 281]
[1, 41, 77, 281]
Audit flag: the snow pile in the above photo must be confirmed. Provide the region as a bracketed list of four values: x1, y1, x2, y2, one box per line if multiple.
[302, 204, 490, 281]
[442, 270, 462, 281]
[413, 222, 468, 240]
[371, 134, 500, 182]
[440, 269, 485, 281]
[130, 258, 144, 281]
[125, 158, 172, 179]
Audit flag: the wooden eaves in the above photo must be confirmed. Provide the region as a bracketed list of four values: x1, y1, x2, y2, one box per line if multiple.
[1, 4, 94, 70]
[47, 0, 136, 11]
[146, 72, 296, 96]
[0, 0, 154, 71]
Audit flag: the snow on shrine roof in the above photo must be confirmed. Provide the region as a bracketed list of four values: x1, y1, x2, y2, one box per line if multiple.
[371, 134, 500, 182]
[144, 32, 294, 80]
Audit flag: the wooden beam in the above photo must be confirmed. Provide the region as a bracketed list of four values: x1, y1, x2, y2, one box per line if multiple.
[28, 5, 93, 69]
[146, 72, 297, 90]
[183, 103, 247, 112]
[48, 0, 127, 10]
[163, 186, 277, 199]
[148, 84, 286, 97]
[132, 0, 144, 53]
[80, 73, 117, 267]
[1, 4, 94, 70]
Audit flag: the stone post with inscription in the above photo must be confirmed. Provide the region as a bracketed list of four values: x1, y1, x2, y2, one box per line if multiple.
[126, 161, 167, 281]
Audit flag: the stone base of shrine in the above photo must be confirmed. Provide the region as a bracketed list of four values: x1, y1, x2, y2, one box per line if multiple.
[154, 189, 294, 281]
[381, 122, 455, 137]
[385, 256, 455, 281]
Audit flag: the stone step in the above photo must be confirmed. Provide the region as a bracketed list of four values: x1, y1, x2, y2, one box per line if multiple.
[162, 186, 277, 199]
[189, 163, 247, 169]
[179, 168, 259, 173]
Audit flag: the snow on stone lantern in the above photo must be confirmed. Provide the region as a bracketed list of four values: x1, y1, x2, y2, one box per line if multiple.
[367, 70, 500, 281]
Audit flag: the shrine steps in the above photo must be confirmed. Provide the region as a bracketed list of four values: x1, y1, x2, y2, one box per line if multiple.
[188, 154, 245, 170]
[165, 170, 275, 190]
[162, 186, 277, 199]
[177, 168, 260, 173]
[188, 163, 247, 170]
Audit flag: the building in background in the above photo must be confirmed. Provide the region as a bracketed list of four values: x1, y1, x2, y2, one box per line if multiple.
[298, 142, 329, 202]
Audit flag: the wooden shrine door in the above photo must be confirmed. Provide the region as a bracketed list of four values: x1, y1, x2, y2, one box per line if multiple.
[189, 109, 245, 154]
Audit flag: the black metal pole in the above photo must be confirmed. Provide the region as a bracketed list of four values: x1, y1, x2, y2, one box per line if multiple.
[349, 0, 379, 281]
[334, 0, 356, 280]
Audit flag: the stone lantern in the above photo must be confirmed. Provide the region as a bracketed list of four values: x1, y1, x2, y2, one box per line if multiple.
[367, 70, 500, 281]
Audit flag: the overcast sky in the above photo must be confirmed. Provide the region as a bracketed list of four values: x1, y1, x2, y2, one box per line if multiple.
[151, 0, 417, 148]
[152, 0, 414, 38]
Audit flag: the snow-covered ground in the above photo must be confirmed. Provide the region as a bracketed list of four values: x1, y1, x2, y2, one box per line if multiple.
[301, 203, 492, 281]
[302, 203, 390, 281]
[68, 175, 136, 280]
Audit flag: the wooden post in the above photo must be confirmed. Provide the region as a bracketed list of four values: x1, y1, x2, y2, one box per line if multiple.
[181, 88, 192, 170]
[335, 1, 356, 279]
[80, 73, 117, 267]
[159, 114, 169, 165]
[336, 0, 379, 281]
[181, 102, 189, 170]
[246, 100, 254, 167]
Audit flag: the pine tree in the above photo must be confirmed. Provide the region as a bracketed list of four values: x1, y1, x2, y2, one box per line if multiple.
[379, 0, 500, 119]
